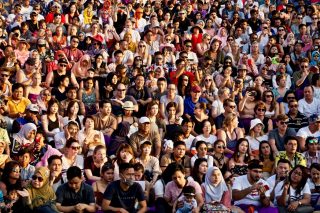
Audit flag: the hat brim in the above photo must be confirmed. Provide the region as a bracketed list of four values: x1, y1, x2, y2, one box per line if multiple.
[191, 26, 203, 33]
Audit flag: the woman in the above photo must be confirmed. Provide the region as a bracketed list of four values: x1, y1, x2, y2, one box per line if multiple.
[84, 145, 109, 183]
[24, 73, 43, 104]
[276, 165, 313, 213]
[246, 118, 268, 158]
[196, 33, 211, 57]
[177, 74, 191, 99]
[159, 84, 184, 119]
[203, 39, 224, 70]
[200, 74, 217, 104]
[124, 32, 137, 53]
[203, 18, 215, 37]
[146, 101, 166, 139]
[193, 120, 217, 146]
[201, 166, 231, 210]
[77, 116, 105, 156]
[79, 77, 99, 115]
[238, 53, 259, 77]
[65, 2, 79, 25]
[50, 75, 69, 102]
[213, 27, 228, 48]
[37, 89, 52, 113]
[136, 141, 161, 184]
[272, 74, 289, 101]
[226, 41, 241, 67]
[102, 73, 117, 100]
[258, 141, 275, 179]
[62, 100, 84, 129]
[0, 161, 22, 193]
[239, 88, 260, 132]
[71, 54, 92, 79]
[254, 101, 273, 133]
[108, 122, 130, 157]
[93, 163, 114, 212]
[117, 101, 138, 136]
[191, 158, 208, 185]
[92, 54, 108, 77]
[228, 138, 251, 177]
[214, 66, 234, 89]
[216, 113, 244, 158]
[61, 138, 84, 179]
[262, 90, 279, 119]
[212, 140, 229, 176]
[14, 39, 30, 66]
[164, 102, 182, 125]
[249, 41, 265, 68]
[17, 167, 57, 213]
[308, 163, 320, 211]
[191, 103, 210, 135]
[12, 123, 37, 155]
[253, 76, 267, 95]
[135, 41, 151, 67]
[51, 26, 67, 51]
[41, 99, 63, 143]
[113, 143, 135, 180]
[211, 87, 230, 118]
[191, 141, 213, 168]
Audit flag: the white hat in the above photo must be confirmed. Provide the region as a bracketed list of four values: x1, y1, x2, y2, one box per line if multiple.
[122, 101, 135, 110]
[164, 139, 174, 149]
[26, 104, 39, 113]
[139, 117, 150, 124]
[250, 118, 264, 130]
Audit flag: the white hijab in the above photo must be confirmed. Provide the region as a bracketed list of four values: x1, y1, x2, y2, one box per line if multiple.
[202, 166, 228, 203]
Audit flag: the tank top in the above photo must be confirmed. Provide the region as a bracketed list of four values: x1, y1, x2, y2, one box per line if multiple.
[48, 117, 59, 131]
[52, 70, 72, 87]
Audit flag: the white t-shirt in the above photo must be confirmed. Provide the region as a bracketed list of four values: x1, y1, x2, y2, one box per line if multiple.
[153, 179, 165, 198]
[211, 99, 224, 118]
[298, 98, 320, 117]
[184, 134, 195, 150]
[119, 29, 141, 43]
[193, 134, 217, 147]
[275, 180, 311, 204]
[191, 154, 214, 168]
[296, 126, 320, 139]
[232, 175, 271, 206]
[246, 135, 268, 152]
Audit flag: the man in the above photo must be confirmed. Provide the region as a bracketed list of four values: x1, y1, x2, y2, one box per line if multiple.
[108, 50, 124, 73]
[268, 114, 296, 153]
[182, 118, 195, 152]
[7, 4, 22, 23]
[176, 9, 191, 35]
[169, 59, 194, 85]
[102, 163, 147, 213]
[129, 117, 161, 158]
[47, 13, 66, 34]
[144, 30, 160, 56]
[296, 114, 320, 151]
[287, 99, 309, 132]
[6, 83, 31, 119]
[54, 120, 79, 152]
[48, 155, 63, 192]
[160, 141, 191, 176]
[179, 40, 198, 65]
[236, 64, 253, 88]
[45, 58, 79, 88]
[62, 35, 84, 64]
[275, 136, 306, 168]
[126, 75, 152, 117]
[298, 86, 320, 117]
[119, 20, 141, 43]
[111, 83, 138, 117]
[60, 86, 85, 116]
[119, 40, 134, 66]
[152, 77, 167, 100]
[266, 159, 292, 202]
[232, 159, 275, 212]
[303, 137, 320, 168]
[93, 100, 117, 137]
[215, 98, 237, 129]
[12, 103, 41, 133]
[184, 85, 208, 119]
[56, 166, 96, 212]
[26, 11, 40, 33]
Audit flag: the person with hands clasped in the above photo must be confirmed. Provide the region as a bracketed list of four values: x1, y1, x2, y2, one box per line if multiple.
[232, 159, 277, 213]
[275, 165, 313, 213]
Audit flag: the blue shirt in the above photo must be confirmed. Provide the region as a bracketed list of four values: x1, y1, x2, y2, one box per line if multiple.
[183, 96, 208, 117]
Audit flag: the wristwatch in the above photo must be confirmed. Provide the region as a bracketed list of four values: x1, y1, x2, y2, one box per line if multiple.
[298, 201, 302, 206]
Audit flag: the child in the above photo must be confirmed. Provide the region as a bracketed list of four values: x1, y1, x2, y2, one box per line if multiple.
[4, 189, 18, 213]
[175, 186, 197, 213]
[18, 149, 35, 186]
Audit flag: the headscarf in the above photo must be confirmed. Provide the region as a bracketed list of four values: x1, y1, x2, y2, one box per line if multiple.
[13, 123, 37, 146]
[283, 32, 295, 47]
[213, 27, 228, 48]
[83, 6, 94, 25]
[203, 166, 228, 203]
[310, 50, 320, 66]
[27, 167, 56, 208]
[71, 54, 92, 78]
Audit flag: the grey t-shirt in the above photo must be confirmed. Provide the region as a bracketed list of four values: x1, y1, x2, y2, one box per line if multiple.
[268, 128, 296, 151]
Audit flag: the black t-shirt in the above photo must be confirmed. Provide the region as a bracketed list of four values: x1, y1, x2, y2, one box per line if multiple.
[103, 180, 145, 213]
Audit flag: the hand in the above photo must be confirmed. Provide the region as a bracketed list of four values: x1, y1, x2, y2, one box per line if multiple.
[287, 201, 299, 211]
[177, 200, 184, 209]
[75, 203, 87, 211]
[17, 189, 29, 197]
[118, 208, 129, 213]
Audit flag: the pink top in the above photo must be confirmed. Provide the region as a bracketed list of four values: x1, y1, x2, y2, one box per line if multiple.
[14, 50, 30, 66]
[201, 184, 231, 208]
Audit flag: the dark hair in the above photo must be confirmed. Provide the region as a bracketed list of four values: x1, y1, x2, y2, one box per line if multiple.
[288, 165, 308, 195]
[310, 163, 320, 172]
[172, 163, 185, 175]
[66, 100, 80, 118]
[101, 162, 114, 174]
[173, 141, 186, 148]
[12, 83, 24, 92]
[83, 115, 95, 126]
[232, 138, 250, 163]
[284, 136, 298, 145]
[283, 90, 296, 103]
[277, 158, 292, 168]
[47, 98, 59, 115]
[119, 162, 134, 174]
[195, 141, 207, 150]
[181, 117, 194, 126]
[99, 99, 112, 108]
[166, 101, 177, 112]
[47, 155, 62, 165]
[67, 166, 82, 180]
[191, 158, 207, 184]
[65, 138, 79, 148]
[17, 148, 31, 157]
[258, 141, 274, 161]
[1, 161, 21, 190]
[133, 162, 145, 172]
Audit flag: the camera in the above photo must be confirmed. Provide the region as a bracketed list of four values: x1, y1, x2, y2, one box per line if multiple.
[249, 91, 257, 96]
[235, 79, 242, 84]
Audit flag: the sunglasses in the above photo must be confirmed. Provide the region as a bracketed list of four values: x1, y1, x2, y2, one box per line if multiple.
[1, 74, 9, 77]
[117, 89, 126, 91]
[265, 95, 273, 98]
[257, 108, 266, 112]
[228, 105, 236, 109]
[280, 121, 289, 125]
[32, 175, 44, 182]
[185, 45, 192, 48]
[308, 139, 318, 144]
[289, 104, 298, 108]
[216, 145, 226, 149]
[205, 79, 212, 82]
[139, 45, 146, 47]
[71, 146, 80, 150]
[287, 96, 295, 99]
[59, 64, 67, 67]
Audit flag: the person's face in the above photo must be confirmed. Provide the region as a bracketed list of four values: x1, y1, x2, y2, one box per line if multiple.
[202, 121, 211, 134]
[311, 168, 320, 183]
[68, 89, 77, 99]
[134, 169, 144, 181]
[157, 81, 166, 91]
[117, 85, 126, 98]
[285, 139, 298, 154]
[290, 168, 303, 183]
[277, 119, 289, 131]
[304, 87, 313, 99]
[172, 170, 185, 187]
[70, 103, 79, 115]
[253, 124, 263, 133]
[135, 76, 145, 88]
[94, 149, 106, 161]
[276, 162, 290, 178]
[167, 85, 176, 94]
[214, 141, 225, 153]
[289, 101, 298, 113]
[212, 42, 220, 51]
[85, 118, 94, 129]
[102, 169, 114, 182]
[13, 87, 23, 100]
[249, 168, 262, 182]
[142, 144, 152, 156]
[197, 143, 207, 156]
[199, 161, 208, 174]
[68, 176, 82, 192]
[174, 145, 186, 158]
[8, 191, 18, 201]
[101, 103, 112, 115]
[49, 159, 62, 174]
[69, 142, 80, 155]
[210, 169, 222, 185]
[26, 130, 36, 141]
[120, 149, 133, 162]
[191, 90, 201, 100]
[140, 122, 150, 133]
[183, 122, 193, 135]
[10, 166, 20, 179]
[168, 106, 176, 116]
[18, 153, 30, 165]
[238, 141, 248, 154]
[50, 103, 59, 114]
[150, 104, 159, 116]
[71, 38, 79, 48]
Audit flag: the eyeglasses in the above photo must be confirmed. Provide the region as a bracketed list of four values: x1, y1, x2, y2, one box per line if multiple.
[32, 175, 44, 182]
[216, 145, 226, 149]
[155, 58, 163, 60]
[72, 40, 79, 43]
[278, 28, 284, 31]
[257, 108, 266, 112]
[139, 45, 146, 47]
[313, 17, 318, 20]
[280, 121, 289, 125]
[117, 88, 126, 92]
[289, 104, 298, 108]
[71, 146, 80, 150]
[205, 79, 212, 82]
[265, 95, 273, 98]
[228, 105, 236, 109]
[185, 45, 192, 48]
[59, 64, 67, 67]
[301, 66, 308, 68]
[1, 74, 9, 77]
[93, 43, 99, 45]
[287, 96, 295, 100]
[308, 138, 318, 144]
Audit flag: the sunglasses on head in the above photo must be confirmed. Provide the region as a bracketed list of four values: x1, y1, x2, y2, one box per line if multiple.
[32, 175, 43, 182]
[308, 138, 318, 144]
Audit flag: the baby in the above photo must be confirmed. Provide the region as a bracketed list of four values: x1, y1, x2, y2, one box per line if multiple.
[4, 189, 18, 213]
[176, 186, 197, 213]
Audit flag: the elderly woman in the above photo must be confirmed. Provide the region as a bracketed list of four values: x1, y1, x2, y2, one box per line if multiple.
[12, 123, 37, 155]
[17, 167, 57, 213]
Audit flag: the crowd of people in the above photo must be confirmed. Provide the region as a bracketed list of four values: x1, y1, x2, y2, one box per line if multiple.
[0, 0, 319, 212]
